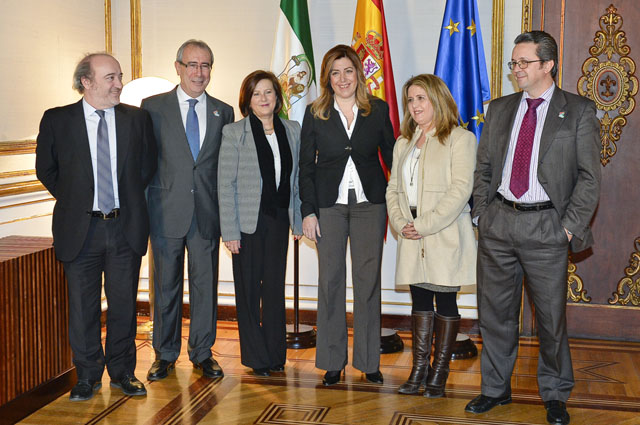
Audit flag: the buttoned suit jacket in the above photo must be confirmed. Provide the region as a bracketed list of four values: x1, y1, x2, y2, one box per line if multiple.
[472, 87, 601, 252]
[218, 116, 303, 242]
[142, 87, 234, 239]
[36, 100, 157, 262]
[299, 96, 395, 218]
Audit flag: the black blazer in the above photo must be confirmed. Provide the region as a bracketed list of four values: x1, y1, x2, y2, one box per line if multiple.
[299, 96, 395, 218]
[36, 100, 157, 262]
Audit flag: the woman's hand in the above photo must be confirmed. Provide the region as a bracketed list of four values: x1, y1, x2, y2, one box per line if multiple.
[224, 240, 241, 254]
[302, 216, 321, 242]
[293, 234, 303, 241]
[401, 222, 422, 240]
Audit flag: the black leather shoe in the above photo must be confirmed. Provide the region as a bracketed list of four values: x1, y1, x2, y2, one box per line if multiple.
[270, 364, 285, 372]
[322, 370, 341, 386]
[253, 367, 270, 376]
[147, 359, 176, 381]
[194, 357, 223, 378]
[69, 379, 101, 401]
[465, 393, 512, 413]
[110, 374, 147, 396]
[545, 400, 570, 425]
[365, 371, 384, 384]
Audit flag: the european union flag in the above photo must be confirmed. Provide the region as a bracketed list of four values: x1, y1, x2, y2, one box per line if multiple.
[434, 0, 491, 141]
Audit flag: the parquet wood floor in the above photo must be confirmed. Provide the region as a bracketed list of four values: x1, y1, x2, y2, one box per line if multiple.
[19, 321, 640, 424]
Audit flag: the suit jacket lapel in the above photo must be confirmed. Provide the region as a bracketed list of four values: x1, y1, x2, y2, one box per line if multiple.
[72, 100, 94, 183]
[350, 107, 366, 139]
[498, 94, 523, 167]
[538, 88, 568, 159]
[328, 107, 350, 142]
[200, 93, 223, 160]
[165, 87, 195, 162]
[114, 104, 130, 180]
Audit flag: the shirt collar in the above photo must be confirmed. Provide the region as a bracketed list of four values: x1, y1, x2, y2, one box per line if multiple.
[82, 98, 115, 119]
[177, 85, 207, 104]
[333, 99, 359, 115]
[522, 83, 555, 104]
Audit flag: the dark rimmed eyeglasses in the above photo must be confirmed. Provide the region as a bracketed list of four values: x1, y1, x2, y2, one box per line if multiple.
[507, 59, 545, 70]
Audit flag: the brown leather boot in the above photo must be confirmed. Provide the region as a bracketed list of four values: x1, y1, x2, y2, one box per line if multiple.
[398, 311, 434, 394]
[424, 313, 460, 398]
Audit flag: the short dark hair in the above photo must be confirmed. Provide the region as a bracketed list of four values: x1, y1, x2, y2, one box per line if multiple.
[514, 30, 558, 78]
[238, 70, 283, 117]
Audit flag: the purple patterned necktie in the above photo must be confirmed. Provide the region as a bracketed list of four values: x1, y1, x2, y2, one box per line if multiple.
[509, 97, 544, 199]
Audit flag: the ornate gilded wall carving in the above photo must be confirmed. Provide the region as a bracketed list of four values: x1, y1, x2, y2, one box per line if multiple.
[609, 237, 640, 306]
[567, 257, 591, 303]
[577, 4, 638, 166]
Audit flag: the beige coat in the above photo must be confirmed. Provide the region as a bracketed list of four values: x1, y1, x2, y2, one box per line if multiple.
[386, 126, 477, 288]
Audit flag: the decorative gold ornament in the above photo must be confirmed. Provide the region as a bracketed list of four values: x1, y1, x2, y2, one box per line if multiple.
[609, 237, 640, 306]
[577, 4, 638, 166]
[567, 256, 591, 303]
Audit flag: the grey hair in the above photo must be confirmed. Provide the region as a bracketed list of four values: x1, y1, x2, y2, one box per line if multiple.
[72, 52, 114, 94]
[176, 39, 214, 65]
[514, 31, 558, 78]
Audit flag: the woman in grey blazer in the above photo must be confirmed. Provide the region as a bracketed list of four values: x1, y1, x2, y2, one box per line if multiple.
[218, 70, 302, 376]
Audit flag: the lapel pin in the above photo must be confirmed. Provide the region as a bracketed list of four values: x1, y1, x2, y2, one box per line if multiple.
[558, 111, 566, 118]
[213, 110, 220, 117]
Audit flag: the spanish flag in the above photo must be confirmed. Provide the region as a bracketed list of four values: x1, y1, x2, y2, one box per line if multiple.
[351, 0, 400, 142]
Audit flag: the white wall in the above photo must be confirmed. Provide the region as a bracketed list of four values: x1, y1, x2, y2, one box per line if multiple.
[0, 0, 522, 319]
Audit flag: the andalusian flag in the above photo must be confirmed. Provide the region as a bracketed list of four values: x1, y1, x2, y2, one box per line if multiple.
[271, 0, 316, 125]
[351, 0, 400, 140]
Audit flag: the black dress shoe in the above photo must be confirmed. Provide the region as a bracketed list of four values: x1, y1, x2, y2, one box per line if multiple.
[69, 379, 102, 401]
[110, 374, 147, 396]
[365, 371, 384, 384]
[252, 367, 270, 376]
[465, 393, 512, 413]
[545, 400, 570, 425]
[194, 357, 224, 378]
[147, 359, 176, 381]
[322, 370, 341, 386]
[270, 364, 285, 372]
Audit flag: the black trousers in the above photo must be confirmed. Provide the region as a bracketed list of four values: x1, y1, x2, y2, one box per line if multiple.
[63, 216, 141, 381]
[232, 207, 290, 369]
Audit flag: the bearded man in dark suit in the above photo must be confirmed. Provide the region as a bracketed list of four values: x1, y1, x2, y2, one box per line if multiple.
[36, 53, 157, 401]
[466, 31, 600, 425]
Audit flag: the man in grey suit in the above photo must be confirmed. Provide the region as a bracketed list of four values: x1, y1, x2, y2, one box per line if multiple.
[142, 39, 234, 381]
[465, 31, 600, 425]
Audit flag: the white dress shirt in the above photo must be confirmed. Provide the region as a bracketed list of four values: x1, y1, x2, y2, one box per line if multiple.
[265, 132, 282, 189]
[176, 86, 207, 147]
[82, 99, 120, 210]
[498, 84, 555, 202]
[334, 100, 368, 204]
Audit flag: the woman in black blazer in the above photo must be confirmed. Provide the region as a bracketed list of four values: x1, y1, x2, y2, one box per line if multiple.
[299, 44, 395, 386]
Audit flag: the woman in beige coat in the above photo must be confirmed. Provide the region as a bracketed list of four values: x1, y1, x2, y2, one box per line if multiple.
[386, 74, 477, 398]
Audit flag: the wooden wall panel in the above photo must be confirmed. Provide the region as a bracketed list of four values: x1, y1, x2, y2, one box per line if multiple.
[0, 236, 73, 406]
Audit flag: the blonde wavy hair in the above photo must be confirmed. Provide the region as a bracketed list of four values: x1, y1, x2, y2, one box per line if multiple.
[310, 44, 371, 120]
[400, 74, 459, 145]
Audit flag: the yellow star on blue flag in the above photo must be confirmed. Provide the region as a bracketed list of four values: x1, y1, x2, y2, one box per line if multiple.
[435, 0, 491, 142]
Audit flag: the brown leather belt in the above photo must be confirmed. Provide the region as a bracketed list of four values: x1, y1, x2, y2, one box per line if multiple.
[496, 193, 553, 212]
[89, 208, 120, 219]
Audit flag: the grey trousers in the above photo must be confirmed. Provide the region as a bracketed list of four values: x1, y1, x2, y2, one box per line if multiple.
[477, 199, 574, 402]
[315, 191, 386, 373]
[151, 213, 220, 364]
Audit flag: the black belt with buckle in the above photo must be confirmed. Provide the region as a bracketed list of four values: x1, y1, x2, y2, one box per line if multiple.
[496, 193, 553, 212]
[90, 208, 120, 219]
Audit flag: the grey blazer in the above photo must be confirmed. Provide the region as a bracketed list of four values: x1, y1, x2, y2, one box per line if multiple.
[472, 87, 601, 252]
[218, 116, 303, 241]
[142, 87, 234, 239]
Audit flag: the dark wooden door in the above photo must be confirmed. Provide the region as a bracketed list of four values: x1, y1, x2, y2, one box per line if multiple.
[520, 0, 640, 341]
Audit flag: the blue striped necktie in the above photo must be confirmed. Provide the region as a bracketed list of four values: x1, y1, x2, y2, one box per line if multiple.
[95, 110, 115, 214]
[186, 98, 200, 161]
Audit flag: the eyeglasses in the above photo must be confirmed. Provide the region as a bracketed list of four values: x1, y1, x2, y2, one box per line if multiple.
[178, 61, 212, 72]
[507, 59, 545, 70]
